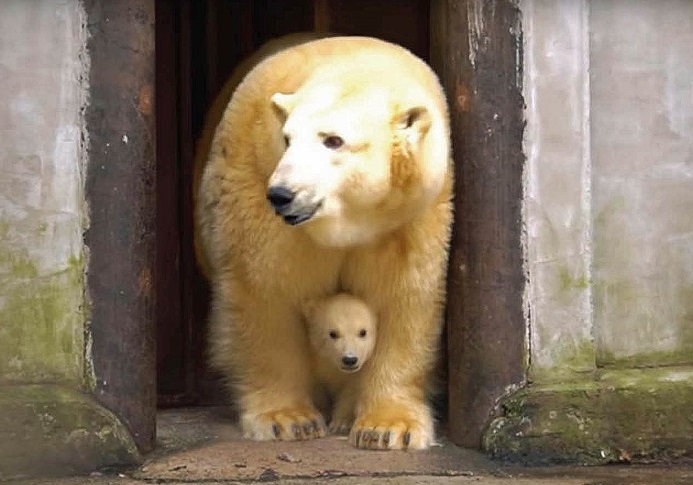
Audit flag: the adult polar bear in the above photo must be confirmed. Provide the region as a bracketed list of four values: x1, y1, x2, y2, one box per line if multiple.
[196, 36, 453, 450]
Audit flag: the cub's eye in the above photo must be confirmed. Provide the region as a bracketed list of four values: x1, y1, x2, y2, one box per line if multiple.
[329, 330, 339, 339]
[323, 135, 344, 150]
[359, 329, 367, 338]
[283, 135, 290, 147]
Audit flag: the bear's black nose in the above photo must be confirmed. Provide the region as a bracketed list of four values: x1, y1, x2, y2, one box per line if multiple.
[267, 186, 295, 213]
[342, 355, 358, 367]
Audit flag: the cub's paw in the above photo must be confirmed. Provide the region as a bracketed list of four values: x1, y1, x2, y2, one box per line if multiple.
[349, 406, 434, 450]
[241, 406, 326, 441]
[328, 417, 353, 435]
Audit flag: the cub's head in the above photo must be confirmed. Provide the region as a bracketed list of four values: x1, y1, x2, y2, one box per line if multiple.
[266, 60, 449, 247]
[305, 293, 376, 373]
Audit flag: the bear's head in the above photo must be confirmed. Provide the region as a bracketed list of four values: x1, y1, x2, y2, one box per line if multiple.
[305, 293, 377, 374]
[267, 60, 449, 247]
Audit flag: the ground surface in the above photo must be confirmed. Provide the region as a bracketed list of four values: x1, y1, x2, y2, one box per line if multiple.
[9, 408, 693, 484]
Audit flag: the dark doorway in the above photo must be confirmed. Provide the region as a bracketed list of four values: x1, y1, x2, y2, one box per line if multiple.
[153, 0, 526, 451]
[155, 0, 432, 408]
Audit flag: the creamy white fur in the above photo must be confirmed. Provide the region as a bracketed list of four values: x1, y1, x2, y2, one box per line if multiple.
[196, 36, 452, 450]
[304, 293, 377, 434]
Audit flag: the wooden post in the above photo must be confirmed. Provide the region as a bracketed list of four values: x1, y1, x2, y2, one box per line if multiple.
[314, 0, 331, 32]
[430, 0, 526, 448]
[84, 0, 157, 452]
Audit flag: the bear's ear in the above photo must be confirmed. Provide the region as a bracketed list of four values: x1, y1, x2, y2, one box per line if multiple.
[394, 106, 432, 141]
[271, 92, 296, 118]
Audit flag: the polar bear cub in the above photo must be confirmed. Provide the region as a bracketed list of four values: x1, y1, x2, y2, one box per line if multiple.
[304, 293, 377, 434]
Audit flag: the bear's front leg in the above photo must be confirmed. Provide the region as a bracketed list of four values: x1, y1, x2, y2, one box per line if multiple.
[210, 295, 327, 441]
[350, 395, 434, 450]
[241, 405, 326, 441]
[348, 302, 441, 450]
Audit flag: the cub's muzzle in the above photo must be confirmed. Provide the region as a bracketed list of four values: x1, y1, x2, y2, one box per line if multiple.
[340, 354, 361, 373]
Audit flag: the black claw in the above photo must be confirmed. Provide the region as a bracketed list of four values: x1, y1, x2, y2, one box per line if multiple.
[303, 422, 314, 436]
[272, 424, 280, 438]
[383, 431, 391, 446]
[403, 432, 411, 447]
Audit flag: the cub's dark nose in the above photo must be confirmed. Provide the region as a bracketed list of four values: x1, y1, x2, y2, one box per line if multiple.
[342, 355, 358, 367]
[267, 186, 295, 213]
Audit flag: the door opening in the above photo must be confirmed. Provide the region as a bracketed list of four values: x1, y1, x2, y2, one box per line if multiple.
[155, 0, 435, 409]
[154, 0, 527, 451]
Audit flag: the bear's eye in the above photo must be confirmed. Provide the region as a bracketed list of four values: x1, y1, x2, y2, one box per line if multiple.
[283, 135, 290, 147]
[323, 135, 344, 150]
[329, 330, 339, 339]
[359, 329, 367, 338]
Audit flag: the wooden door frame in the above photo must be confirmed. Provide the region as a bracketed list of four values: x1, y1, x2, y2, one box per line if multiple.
[432, 0, 526, 448]
[82, 0, 526, 454]
[84, 0, 157, 453]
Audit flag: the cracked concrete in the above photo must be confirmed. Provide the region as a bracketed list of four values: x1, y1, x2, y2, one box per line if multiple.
[9, 407, 692, 485]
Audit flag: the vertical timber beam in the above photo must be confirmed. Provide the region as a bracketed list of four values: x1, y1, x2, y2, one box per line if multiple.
[84, 0, 157, 452]
[431, 0, 526, 448]
[314, 0, 332, 32]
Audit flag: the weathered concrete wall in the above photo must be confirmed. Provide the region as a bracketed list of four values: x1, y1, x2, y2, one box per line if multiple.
[523, 0, 693, 379]
[522, 0, 593, 378]
[0, 1, 89, 385]
[0, 3, 143, 478]
[488, 0, 693, 464]
[591, 0, 693, 366]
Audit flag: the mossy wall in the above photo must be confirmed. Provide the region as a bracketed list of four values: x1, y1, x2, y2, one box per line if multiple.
[0, 1, 89, 386]
[0, 6, 145, 477]
[523, 0, 693, 382]
[495, 0, 693, 464]
[590, 1, 693, 368]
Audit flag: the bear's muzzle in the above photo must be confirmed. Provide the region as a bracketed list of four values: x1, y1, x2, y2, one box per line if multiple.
[267, 185, 322, 226]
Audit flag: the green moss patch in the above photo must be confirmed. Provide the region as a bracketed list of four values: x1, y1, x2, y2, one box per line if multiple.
[0, 248, 85, 384]
[0, 385, 141, 479]
[484, 367, 693, 465]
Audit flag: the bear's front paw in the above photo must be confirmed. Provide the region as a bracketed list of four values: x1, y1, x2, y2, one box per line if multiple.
[241, 406, 326, 441]
[349, 405, 434, 450]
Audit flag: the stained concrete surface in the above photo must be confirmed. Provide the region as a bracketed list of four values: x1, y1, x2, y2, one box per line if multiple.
[9, 407, 693, 484]
[590, 0, 693, 365]
[0, 0, 88, 386]
[523, 0, 693, 376]
[12, 473, 693, 485]
[513, 0, 693, 464]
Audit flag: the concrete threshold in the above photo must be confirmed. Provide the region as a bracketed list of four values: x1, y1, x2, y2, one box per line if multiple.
[8, 407, 693, 484]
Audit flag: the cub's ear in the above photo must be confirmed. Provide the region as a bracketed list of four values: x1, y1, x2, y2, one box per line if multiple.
[271, 92, 296, 118]
[394, 106, 432, 140]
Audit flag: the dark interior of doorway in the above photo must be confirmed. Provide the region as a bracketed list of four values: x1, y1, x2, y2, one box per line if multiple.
[155, 0, 443, 414]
